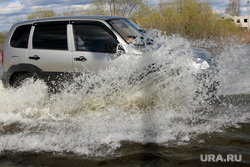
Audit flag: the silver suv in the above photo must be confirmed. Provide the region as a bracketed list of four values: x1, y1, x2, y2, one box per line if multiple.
[1, 16, 143, 89]
[1, 16, 218, 93]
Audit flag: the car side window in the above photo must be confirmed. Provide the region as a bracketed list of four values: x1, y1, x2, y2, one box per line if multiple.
[73, 24, 118, 53]
[33, 23, 68, 50]
[10, 24, 32, 48]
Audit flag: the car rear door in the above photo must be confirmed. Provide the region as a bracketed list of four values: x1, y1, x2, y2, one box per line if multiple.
[26, 21, 74, 72]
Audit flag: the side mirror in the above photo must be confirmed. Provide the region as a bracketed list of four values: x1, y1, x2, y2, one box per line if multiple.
[105, 43, 125, 55]
[105, 43, 118, 53]
[117, 45, 125, 55]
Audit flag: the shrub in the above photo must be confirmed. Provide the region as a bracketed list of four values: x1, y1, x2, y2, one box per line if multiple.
[134, 0, 239, 41]
[0, 31, 8, 46]
[27, 8, 56, 20]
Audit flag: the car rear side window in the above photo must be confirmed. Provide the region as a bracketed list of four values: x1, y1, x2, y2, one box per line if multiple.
[73, 23, 118, 53]
[33, 23, 68, 50]
[10, 24, 32, 48]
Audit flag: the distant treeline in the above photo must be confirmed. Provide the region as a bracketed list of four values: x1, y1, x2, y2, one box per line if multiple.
[0, 0, 246, 45]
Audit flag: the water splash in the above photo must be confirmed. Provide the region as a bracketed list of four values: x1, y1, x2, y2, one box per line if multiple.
[217, 43, 250, 95]
[0, 33, 249, 156]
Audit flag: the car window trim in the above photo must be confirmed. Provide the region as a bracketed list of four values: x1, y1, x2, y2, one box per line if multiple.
[33, 21, 69, 26]
[71, 20, 119, 53]
[32, 22, 69, 50]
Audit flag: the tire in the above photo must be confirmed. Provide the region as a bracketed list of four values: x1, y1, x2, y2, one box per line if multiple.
[11, 73, 38, 88]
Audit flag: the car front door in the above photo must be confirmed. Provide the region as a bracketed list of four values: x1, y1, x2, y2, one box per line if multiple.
[71, 21, 119, 72]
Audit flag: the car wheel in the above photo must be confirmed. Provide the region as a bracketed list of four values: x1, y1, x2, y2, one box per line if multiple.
[11, 73, 38, 88]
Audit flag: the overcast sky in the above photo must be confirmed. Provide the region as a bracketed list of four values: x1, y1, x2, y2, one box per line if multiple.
[0, 0, 249, 32]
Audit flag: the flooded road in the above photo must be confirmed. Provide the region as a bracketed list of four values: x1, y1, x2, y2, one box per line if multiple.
[0, 35, 249, 167]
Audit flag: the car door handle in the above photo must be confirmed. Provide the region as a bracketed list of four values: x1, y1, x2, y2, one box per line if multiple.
[29, 55, 40, 60]
[74, 56, 87, 62]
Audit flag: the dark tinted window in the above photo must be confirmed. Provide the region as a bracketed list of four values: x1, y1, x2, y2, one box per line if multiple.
[10, 24, 32, 48]
[33, 24, 68, 50]
[73, 24, 118, 53]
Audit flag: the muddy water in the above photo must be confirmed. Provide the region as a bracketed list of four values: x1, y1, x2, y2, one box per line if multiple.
[0, 34, 249, 167]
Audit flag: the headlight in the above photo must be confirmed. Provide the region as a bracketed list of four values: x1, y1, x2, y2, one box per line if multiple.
[193, 58, 210, 70]
[192, 48, 217, 70]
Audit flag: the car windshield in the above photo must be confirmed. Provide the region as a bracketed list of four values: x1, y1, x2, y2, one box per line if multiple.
[107, 18, 143, 43]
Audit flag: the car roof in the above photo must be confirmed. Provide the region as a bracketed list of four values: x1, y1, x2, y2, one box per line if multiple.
[14, 15, 125, 26]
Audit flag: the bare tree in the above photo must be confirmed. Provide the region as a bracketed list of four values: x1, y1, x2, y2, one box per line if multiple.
[91, 0, 108, 15]
[90, 0, 143, 17]
[61, 7, 80, 16]
[225, 0, 241, 16]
